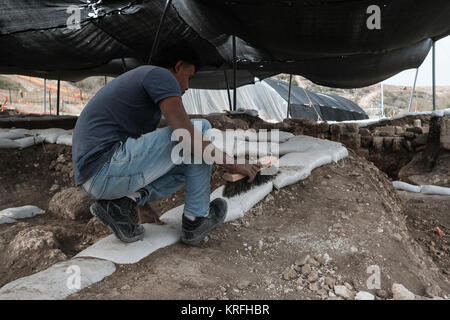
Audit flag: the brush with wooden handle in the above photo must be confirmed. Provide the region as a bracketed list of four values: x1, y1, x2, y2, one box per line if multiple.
[222, 155, 278, 198]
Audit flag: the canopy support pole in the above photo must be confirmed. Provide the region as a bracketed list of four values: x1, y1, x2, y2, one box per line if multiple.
[432, 41, 436, 111]
[287, 74, 293, 118]
[224, 70, 232, 111]
[232, 35, 237, 111]
[43, 79, 47, 113]
[104, 76, 107, 86]
[148, 0, 172, 64]
[408, 68, 419, 112]
[56, 75, 60, 116]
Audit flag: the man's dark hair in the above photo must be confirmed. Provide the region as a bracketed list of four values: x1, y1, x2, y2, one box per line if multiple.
[152, 41, 200, 72]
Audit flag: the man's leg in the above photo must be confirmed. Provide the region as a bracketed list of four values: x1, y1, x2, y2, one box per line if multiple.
[83, 119, 219, 243]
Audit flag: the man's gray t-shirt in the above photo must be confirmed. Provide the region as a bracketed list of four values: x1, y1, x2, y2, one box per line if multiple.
[72, 65, 181, 186]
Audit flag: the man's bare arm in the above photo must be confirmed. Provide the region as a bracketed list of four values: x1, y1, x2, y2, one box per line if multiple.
[159, 97, 260, 181]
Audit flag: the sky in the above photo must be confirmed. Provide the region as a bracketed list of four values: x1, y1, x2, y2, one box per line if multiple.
[383, 36, 450, 87]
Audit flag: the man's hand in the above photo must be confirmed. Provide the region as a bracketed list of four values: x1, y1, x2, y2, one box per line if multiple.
[137, 203, 165, 225]
[226, 162, 261, 183]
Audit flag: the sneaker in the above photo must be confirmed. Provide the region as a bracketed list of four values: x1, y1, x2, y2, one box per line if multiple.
[90, 197, 145, 243]
[181, 198, 228, 246]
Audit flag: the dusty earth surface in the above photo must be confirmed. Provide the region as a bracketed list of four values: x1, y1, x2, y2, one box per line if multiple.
[0, 115, 449, 300]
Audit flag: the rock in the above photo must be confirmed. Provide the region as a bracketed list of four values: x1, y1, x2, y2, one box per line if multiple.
[308, 271, 319, 282]
[394, 126, 405, 135]
[406, 127, 423, 134]
[383, 137, 394, 150]
[282, 267, 298, 281]
[441, 117, 450, 150]
[425, 285, 443, 298]
[237, 280, 251, 290]
[50, 184, 60, 192]
[355, 291, 375, 300]
[7, 228, 67, 269]
[372, 137, 384, 152]
[315, 253, 330, 265]
[307, 257, 321, 267]
[56, 154, 66, 164]
[413, 119, 422, 128]
[344, 282, 353, 290]
[392, 233, 403, 242]
[359, 128, 371, 136]
[325, 277, 336, 288]
[85, 217, 110, 236]
[334, 285, 352, 299]
[376, 289, 388, 299]
[392, 283, 415, 300]
[360, 135, 373, 148]
[309, 282, 319, 292]
[392, 137, 403, 152]
[295, 255, 310, 267]
[121, 284, 131, 291]
[49, 187, 93, 221]
[412, 134, 428, 146]
[301, 264, 311, 276]
[376, 126, 396, 136]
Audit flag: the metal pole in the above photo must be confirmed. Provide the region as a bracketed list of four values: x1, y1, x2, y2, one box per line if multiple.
[56, 76, 60, 116]
[148, 0, 172, 64]
[287, 74, 293, 118]
[408, 68, 419, 112]
[432, 41, 436, 111]
[381, 82, 384, 117]
[43, 79, 47, 113]
[232, 35, 237, 111]
[49, 90, 51, 114]
[224, 70, 232, 111]
[8, 88, 12, 104]
[104, 76, 107, 86]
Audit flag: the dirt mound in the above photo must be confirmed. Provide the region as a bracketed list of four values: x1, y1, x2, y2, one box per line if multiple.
[68, 154, 449, 300]
[0, 113, 449, 299]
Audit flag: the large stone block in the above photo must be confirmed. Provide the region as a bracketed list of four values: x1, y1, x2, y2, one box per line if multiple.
[375, 126, 396, 136]
[49, 187, 92, 221]
[372, 137, 384, 152]
[360, 135, 373, 148]
[441, 117, 450, 150]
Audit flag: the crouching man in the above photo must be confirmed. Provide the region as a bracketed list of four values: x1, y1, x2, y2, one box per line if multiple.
[72, 42, 260, 245]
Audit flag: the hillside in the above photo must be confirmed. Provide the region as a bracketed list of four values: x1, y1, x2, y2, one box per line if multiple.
[1, 74, 450, 118]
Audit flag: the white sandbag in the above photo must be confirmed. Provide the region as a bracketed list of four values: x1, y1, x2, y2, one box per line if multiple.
[0, 131, 25, 140]
[0, 205, 45, 224]
[431, 108, 450, 117]
[0, 138, 20, 149]
[275, 152, 333, 189]
[234, 129, 294, 143]
[392, 181, 422, 193]
[0, 216, 17, 224]
[279, 137, 318, 155]
[75, 223, 182, 264]
[32, 128, 69, 144]
[0, 258, 116, 300]
[8, 128, 31, 135]
[56, 134, 72, 146]
[15, 136, 45, 149]
[235, 140, 279, 158]
[420, 185, 450, 196]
